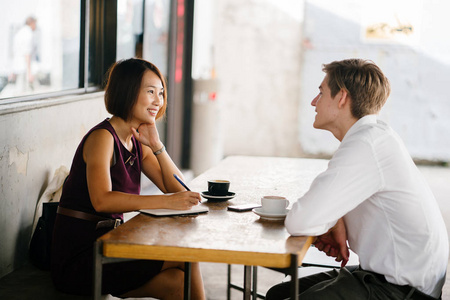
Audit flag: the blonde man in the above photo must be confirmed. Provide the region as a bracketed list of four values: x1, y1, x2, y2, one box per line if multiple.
[267, 59, 448, 300]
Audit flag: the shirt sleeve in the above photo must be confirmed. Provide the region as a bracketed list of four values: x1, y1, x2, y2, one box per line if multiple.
[285, 137, 384, 236]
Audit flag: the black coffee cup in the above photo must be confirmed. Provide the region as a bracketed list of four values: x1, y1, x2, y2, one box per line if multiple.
[207, 180, 230, 196]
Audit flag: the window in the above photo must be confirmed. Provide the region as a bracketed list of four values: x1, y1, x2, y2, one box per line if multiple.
[0, 0, 175, 103]
[0, 0, 194, 167]
[143, 0, 171, 76]
[0, 0, 82, 100]
[116, 0, 144, 60]
[0, 0, 127, 103]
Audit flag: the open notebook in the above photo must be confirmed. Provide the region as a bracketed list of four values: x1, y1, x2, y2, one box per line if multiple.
[140, 204, 209, 217]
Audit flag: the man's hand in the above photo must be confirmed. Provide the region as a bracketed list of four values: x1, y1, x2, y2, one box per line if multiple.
[313, 218, 349, 267]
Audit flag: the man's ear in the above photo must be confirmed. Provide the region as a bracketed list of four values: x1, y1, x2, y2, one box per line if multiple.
[337, 89, 349, 109]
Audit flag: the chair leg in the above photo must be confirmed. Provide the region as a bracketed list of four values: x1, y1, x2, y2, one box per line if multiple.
[244, 265, 252, 299]
[227, 264, 266, 299]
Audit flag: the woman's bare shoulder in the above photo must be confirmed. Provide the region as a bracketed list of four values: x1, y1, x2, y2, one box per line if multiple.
[83, 129, 115, 161]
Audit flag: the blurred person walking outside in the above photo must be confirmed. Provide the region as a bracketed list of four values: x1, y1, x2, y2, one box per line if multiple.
[10, 16, 39, 92]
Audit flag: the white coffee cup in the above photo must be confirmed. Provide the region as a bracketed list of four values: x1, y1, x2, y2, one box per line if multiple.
[261, 196, 289, 214]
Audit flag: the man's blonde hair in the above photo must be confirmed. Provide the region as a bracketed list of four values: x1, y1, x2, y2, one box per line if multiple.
[323, 59, 391, 119]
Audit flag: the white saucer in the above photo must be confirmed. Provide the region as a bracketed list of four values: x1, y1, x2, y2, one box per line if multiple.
[201, 191, 236, 201]
[252, 208, 289, 221]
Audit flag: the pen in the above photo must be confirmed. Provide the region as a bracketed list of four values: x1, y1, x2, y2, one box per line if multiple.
[173, 174, 191, 191]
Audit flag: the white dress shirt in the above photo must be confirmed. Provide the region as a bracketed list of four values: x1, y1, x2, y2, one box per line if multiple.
[285, 115, 449, 298]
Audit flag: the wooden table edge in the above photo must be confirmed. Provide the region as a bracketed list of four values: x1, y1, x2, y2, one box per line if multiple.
[100, 236, 314, 268]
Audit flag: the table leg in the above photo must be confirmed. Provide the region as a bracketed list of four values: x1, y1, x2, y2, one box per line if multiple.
[243, 265, 251, 300]
[252, 266, 258, 300]
[290, 254, 299, 300]
[184, 262, 191, 300]
[93, 240, 102, 300]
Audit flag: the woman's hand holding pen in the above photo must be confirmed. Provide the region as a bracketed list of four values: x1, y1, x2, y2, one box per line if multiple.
[165, 192, 201, 210]
[169, 174, 201, 209]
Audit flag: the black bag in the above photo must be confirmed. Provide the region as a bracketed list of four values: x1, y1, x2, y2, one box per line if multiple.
[29, 202, 59, 270]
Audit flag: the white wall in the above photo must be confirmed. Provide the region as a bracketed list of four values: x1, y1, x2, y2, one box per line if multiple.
[193, 0, 450, 163]
[0, 94, 107, 277]
[298, 0, 450, 161]
[191, 0, 307, 175]
[214, 0, 306, 158]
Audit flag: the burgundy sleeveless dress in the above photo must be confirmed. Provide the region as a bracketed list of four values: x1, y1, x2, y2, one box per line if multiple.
[51, 119, 163, 296]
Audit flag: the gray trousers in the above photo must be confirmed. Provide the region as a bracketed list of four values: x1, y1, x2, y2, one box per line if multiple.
[265, 266, 439, 300]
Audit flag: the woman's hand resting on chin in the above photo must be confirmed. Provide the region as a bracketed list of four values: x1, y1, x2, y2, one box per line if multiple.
[131, 122, 162, 151]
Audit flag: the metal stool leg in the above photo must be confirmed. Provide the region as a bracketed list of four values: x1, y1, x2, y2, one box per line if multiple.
[290, 254, 299, 300]
[227, 264, 266, 299]
[93, 241, 102, 300]
[227, 264, 232, 300]
[243, 265, 251, 300]
[252, 266, 258, 300]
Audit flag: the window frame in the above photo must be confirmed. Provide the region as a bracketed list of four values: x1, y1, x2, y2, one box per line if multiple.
[0, 0, 116, 106]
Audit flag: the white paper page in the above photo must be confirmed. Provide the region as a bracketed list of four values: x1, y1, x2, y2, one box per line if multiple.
[140, 204, 209, 216]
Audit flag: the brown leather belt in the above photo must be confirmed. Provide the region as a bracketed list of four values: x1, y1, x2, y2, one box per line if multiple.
[57, 206, 122, 230]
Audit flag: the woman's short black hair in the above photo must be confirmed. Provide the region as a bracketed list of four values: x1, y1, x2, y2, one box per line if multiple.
[104, 58, 167, 121]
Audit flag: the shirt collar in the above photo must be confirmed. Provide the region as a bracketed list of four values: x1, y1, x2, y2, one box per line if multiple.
[342, 114, 378, 142]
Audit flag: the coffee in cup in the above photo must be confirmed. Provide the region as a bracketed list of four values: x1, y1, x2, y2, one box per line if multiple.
[207, 180, 230, 196]
[261, 196, 289, 214]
